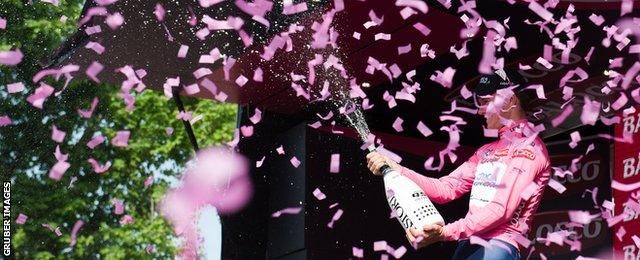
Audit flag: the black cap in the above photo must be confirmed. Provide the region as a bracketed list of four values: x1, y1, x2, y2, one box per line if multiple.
[474, 68, 528, 96]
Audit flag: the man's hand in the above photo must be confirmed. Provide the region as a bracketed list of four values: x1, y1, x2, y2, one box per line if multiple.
[405, 224, 444, 249]
[366, 151, 401, 176]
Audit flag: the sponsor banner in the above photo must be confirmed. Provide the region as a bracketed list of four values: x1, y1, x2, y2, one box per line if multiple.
[526, 210, 612, 258]
[613, 220, 640, 260]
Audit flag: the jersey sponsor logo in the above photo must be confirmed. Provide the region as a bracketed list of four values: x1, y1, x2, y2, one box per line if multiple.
[512, 148, 536, 160]
[494, 148, 509, 157]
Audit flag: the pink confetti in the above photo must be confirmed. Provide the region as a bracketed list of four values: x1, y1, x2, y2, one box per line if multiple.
[86, 61, 104, 83]
[177, 45, 189, 58]
[69, 220, 84, 246]
[249, 108, 262, 124]
[375, 33, 391, 41]
[87, 158, 111, 174]
[621, 0, 633, 16]
[120, 215, 134, 225]
[7, 82, 25, 93]
[536, 57, 554, 69]
[413, 22, 431, 36]
[528, 1, 553, 21]
[51, 125, 66, 143]
[330, 153, 340, 173]
[551, 105, 573, 127]
[513, 233, 531, 248]
[588, 14, 605, 26]
[144, 175, 154, 188]
[290, 156, 301, 168]
[283, 2, 308, 15]
[85, 25, 102, 35]
[87, 135, 105, 149]
[479, 30, 497, 74]
[16, 213, 28, 225]
[112, 198, 125, 215]
[398, 44, 411, 55]
[0, 49, 23, 66]
[271, 207, 302, 217]
[313, 188, 326, 200]
[0, 17, 5, 29]
[616, 226, 627, 241]
[525, 84, 546, 99]
[235, 75, 248, 87]
[154, 3, 165, 21]
[568, 210, 596, 225]
[256, 156, 266, 168]
[165, 127, 173, 136]
[240, 125, 253, 137]
[549, 178, 567, 193]
[27, 82, 54, 109]
[374, 240, 387, 251]
[612, 180, 640, 192]
[78, 97, 99, 118]
[417, 121, 433, 137]
[111, 130, 130, 147]
[327, 209, 343, 228]
[0, 116, 11, 127]
[392, 117, 404, 132]
[105, 12, 124, 30]
[352, 247, 363, 258]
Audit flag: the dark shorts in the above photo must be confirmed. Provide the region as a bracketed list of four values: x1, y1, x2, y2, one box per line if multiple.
[452, 238, 520, 260]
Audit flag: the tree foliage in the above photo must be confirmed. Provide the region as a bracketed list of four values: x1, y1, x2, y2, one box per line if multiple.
[1, 1, 236, 258]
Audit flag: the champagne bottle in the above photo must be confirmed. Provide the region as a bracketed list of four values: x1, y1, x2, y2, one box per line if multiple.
[369, 146, 445, 230]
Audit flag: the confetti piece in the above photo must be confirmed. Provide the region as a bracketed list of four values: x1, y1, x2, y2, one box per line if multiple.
[327, 209, 343, 228]
[51, 125, 66, 143]
[392, 117, 404, 132]
[413, 22, 431, 36]
[253, 68, 263, 82]
[84, 42, 105, 55]
[290, 156, 301, 168]
[6, 82, 24, 93]
[235, 75, 248, 87]
[276, 145, 285, 154]
[69, 220, 84, 246]
[240, 125, 253, 137]
[417, 121, 433, 137]
[16, 214, 28, 225]
[479, 31, 497, 74]
[375, 33, 391, 41]
[106, 12, 124, 30]
[352, 247, 363, 258]
[0, 49, 23, 66]
[398, 44, 411, 55]
[165, 127, 174, 136]
[120, 215, 134, 225]
[272, 207, 302, 217]
[315, 148, 335, 171]
[0, 17, 5, 29]
[78, 97, 99, 118]
[87, 135, 105, 149]
[0, 116, 11, 127]
[178, 45, 189, 58]
[256, 156, 266, 168]
[313, 188, 326, 200]
[616, 226, 626, 241]
[144, 175, 154, 188]
[112, 198, 125, 215]
[112, 130, 130, 147]
[536, 57, 553, 69]
[88, 158, 111, 174]
[85, 25, 102, 35]
[86, 61, 104, 83]
[528, 1, 553, 21]
[568, 210, 596, 225]
[548, 179, 566, 194]
[551, 105, 573, 127]
[374, 240, 387, 251]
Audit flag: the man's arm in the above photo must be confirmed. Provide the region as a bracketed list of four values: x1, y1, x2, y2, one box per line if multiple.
[399, 151, 479, 204]
[440, 149, 549, 241]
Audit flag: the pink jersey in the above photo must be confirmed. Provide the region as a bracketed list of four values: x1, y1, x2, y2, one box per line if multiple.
[399, 119, 551, 250]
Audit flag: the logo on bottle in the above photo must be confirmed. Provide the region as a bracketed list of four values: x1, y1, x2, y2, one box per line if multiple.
[388, 196, 414, 229]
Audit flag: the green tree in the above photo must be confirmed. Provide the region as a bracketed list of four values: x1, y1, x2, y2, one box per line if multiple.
[1, 1, 237, 258]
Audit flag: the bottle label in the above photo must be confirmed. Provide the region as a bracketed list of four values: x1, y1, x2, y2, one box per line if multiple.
[388, 195, 414, 229]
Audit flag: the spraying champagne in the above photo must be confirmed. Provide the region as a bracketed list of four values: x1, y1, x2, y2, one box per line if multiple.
[330, 91, 444, 231]
[366, 145, 444, 231]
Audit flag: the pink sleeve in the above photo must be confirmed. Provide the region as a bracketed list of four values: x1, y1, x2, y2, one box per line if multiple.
[399, 151, 479, 204]
[441, 149, 548, 241]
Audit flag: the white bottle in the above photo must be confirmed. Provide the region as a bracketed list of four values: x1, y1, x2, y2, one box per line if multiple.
[370, 147, 445, 230]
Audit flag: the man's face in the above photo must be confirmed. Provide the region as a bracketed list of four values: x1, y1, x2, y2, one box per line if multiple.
[476, 95, 502, 129]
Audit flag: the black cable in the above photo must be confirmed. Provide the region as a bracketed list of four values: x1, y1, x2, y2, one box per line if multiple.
[172, 87, 200, 152]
